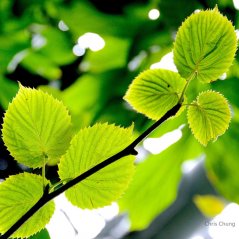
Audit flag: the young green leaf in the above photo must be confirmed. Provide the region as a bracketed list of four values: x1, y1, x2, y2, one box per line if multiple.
[2, 85, 72, 168]
[58, 123, 135, 209]
[174, 8, 237, 83]
[187, 90, 231, 146]
[124, 69, 186, 120]
[0, 173, 55, 238]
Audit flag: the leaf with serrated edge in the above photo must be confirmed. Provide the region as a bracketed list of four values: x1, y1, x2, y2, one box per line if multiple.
[187, 90, 231, 146]
[2, 84, 72, 168]
[124, 69, 186, 120]
[58, 123, 135, 209]
[174, 8, 237, 83]
[0, 173, 55, 238]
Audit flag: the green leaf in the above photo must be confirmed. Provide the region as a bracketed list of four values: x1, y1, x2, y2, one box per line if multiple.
[159, 0, 200, 28]
[0, 77, 18, 110]
[58, 123, 135, 209]
[119, 127, 202, 230]
[0, 173, 55, 238]
[124, 69, 186, 120]
[205, 121, 239, 203]
[2, 85, 72, 168]
[58, 1, 136, 39]
[174, 8, 237, 83]
[187, 90, 231, 146]
[0, 30, 30, 74]
[21, 51, 62, 81]
[39, 27, 76, 66]
[62, 69, 129, 130]
[83, 36, 130, 73]
[28, 228, 50, 239]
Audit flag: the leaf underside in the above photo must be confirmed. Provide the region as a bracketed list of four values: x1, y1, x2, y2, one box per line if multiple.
[0, 173, 55, 238]
[174, 8, 237, 83]
[187, 90, 231, 146]
[124, 69, 186, 120]
[2, 85, 72, 168]
[58, 123, 135, 209]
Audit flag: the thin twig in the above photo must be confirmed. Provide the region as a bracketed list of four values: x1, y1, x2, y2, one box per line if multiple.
[0, 103, 181, 239]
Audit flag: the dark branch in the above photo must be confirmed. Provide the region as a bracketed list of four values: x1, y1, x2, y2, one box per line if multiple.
[0, 103, 181, 239]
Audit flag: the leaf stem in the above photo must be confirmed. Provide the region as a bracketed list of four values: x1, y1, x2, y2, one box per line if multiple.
[42, 159, 46, 190]
[42, 153, 48, 191]
[179, 73, 196, 104]
[0, 103, 181, 239]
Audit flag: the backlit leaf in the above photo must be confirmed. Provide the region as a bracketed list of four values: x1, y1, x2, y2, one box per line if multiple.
[187, 90, 231, 146]
[174, 8, 237, 83]
[58, 123, 135, 209]
[2, 85, 72, 168]
[124, 69, 186, 120]
[0, 173, 55, 238]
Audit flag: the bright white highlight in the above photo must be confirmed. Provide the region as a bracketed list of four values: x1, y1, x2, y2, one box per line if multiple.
[7, 50, 28, 72]
[219, 73, 227, 80]
[143, 125, 184, 154]
[58, 20, 69, 31]
[148, 9, 160, 20]
[31, 34, 46, 49]
[194, 9, 201, 14]
[96, 202, 119, 221]
[46, 194, 119, 239]
[235, 29, 239, 40]
[72, 45, 85, 56]
[233, 0, 239, 10]
[190, 236, 204, 239]
[208, 203, 239, 239]
[181, 156, 204, 174]
[78, 32, 105, 52]
[128, 51, 147, 71]
[150, 52, 178, 72]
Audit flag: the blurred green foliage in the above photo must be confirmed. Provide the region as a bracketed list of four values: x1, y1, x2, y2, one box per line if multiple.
[1, 0, 239, 235]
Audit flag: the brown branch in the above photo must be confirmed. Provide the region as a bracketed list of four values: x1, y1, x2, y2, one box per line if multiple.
[0, 103, 181, 239]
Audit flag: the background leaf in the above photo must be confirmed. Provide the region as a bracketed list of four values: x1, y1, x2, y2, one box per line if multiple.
[58, 123, 135, 209]
[205, 120, 239, 203]
[174, 8, 237, 83]
[2, 85, 72, 168]
[0, 173, 54, 238]
[83, 36, 130, 73]
[0, 1, 239, 238]
[21, 51, 62, 81]
[124, 69, 186, 120]
[0, 77, 18, 110]
[187, 90, 231, 146]
[28, 228, 51, 239]
[119, 127, 202, 230]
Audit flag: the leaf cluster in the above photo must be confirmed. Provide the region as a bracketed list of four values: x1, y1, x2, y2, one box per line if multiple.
[0, 5, 238, 239]
[125, 7, 236, 146]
